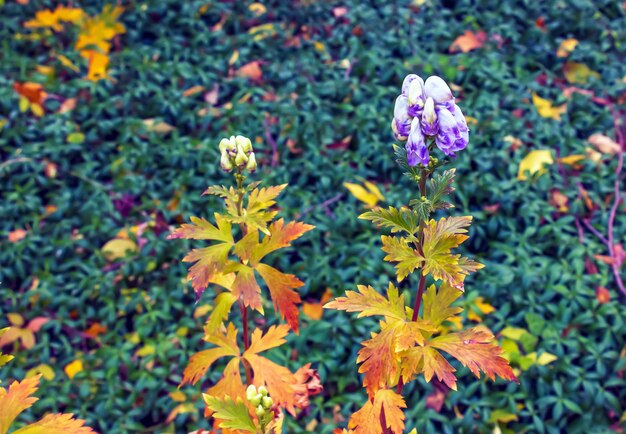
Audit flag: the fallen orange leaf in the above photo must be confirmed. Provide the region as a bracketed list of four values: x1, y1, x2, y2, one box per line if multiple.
[449, 30, 487, 53]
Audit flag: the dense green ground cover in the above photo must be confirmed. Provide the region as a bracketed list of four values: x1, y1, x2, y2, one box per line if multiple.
[1, 0, 626, 432]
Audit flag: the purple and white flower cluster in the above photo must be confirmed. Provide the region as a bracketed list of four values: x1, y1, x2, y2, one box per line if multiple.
[392, 74, 469, 167]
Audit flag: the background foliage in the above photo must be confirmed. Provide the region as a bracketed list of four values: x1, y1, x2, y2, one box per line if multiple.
[1, 0, 626, 433]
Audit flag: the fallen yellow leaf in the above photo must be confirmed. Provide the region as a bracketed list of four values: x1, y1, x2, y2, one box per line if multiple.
[65, 359, 83, 378]
[563, 61, 599, 84]
[527, 351, 558, 366]
[558, 154, 586, 165]
[556, 38, 578, 57]
[101, 238, 138, 261]
[517, 150, 554, 180]
[532, 93, 567, 120]
[343, 181, 385, 207]
[26, 363, 56, 380]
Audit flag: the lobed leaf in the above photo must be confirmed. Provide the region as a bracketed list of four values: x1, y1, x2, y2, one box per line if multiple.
[429, 327, 518, 384]
[324, 283, 405, 321]
[356, 323, 401, 398]
[359, 206, 420, 236]
[167, 214, 233, 243]
[348, 389, 406, 434]
[202, 396, 256, 433]
[0, 375, 40, 434]
[255, 264, 303, 333]
[12, 413, 95, 434]
[421, 283, 463, 329]
[380, 236, 423, 282]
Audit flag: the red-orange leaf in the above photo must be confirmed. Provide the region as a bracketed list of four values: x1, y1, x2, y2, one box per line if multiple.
[255, 264, 302, 333]
[204, 358, 247, 418]
[13, 413, 95, 434]
[429, 326, 518, 384]
[0, 375, 40, 433]
[244, 354, 296, 411]
[249, 219, 314, 265]
[231, 265, 263, 313]
[348, 389, 406, 434]
[357, 324, 400, 398]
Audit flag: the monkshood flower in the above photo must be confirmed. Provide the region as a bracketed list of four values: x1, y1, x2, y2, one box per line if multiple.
[392, 74, 469, 167]
[219, 135, 257, 172]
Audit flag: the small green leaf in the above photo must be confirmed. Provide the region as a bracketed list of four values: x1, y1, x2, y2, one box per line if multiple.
[203, 395, 257, 433]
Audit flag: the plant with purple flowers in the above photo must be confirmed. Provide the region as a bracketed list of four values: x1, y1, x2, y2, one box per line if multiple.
[392, 75, 469, 168]
[326, 74, 516, 434]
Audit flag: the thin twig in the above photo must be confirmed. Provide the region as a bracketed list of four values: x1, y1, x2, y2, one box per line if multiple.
[299, 193, 343, 217]
[263, 115, 279, 168]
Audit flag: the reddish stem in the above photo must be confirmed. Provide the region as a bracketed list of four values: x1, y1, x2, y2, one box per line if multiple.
[397, 170, 429, 396]
[240, 300, 253, 385]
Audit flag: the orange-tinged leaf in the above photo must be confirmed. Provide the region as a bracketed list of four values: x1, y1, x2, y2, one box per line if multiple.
[182, 324, 240, 386]
[13, 82, 47, 106]
[255, 264, 302, 332]
[246, 324, 290, 355]
[0, 375, 40, 434]
[8, 229, 27, 243]
[357, 324, 401, 398]
[244, 354, 296, 409]
[205, 358, 246, 405]
[237, 61, 262, 81]
[231, 265, 263, 313]
[302, 288, 333, 320]
[183, 243, 233, 297]
[324, 283, 405, 321]
[348, 389, 406, 434]
[183, 85, 205, 97]
[596, 286, 610, 304]
[449, 30, 487, 53]
[249, 219, 314, 265]
[12, 413, 95, 434]
[168, 214, 233, 243]
[557, 38, 578, 57]
[430, 327, 518, 383]
[421, 346, 458, 390]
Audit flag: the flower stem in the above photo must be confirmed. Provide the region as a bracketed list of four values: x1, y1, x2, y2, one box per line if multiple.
[235, 170, 252, 384]
[397, 169, 429, 397]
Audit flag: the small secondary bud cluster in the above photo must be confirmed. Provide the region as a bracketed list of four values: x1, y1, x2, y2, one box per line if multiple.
[246, 384, 273, 429]
[219, 135, 257, 172]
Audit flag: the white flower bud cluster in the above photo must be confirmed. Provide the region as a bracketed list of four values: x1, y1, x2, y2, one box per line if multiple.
[219, 135, 257, 172]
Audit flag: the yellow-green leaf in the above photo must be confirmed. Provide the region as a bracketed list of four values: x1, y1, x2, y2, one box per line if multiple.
[517, 150, 554, 180]
[563, 61, 599, 84]
[101, 238, 138, 261]
[532, 93, 566, 120]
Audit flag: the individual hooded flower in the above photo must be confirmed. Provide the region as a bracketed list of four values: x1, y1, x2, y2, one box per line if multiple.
[406, 117, 429, 167]
[392, 74, 469, 166]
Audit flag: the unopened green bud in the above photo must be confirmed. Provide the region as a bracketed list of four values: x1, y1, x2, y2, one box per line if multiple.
[262, 396, 273, 409]
[235, 135, 253, 154]
[255, 405, 265, 417]
[250, 394, 262, 407]
[246, 385, 257, 400]
[245, 152, 257, 172]
[258, 385, 268, 397]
